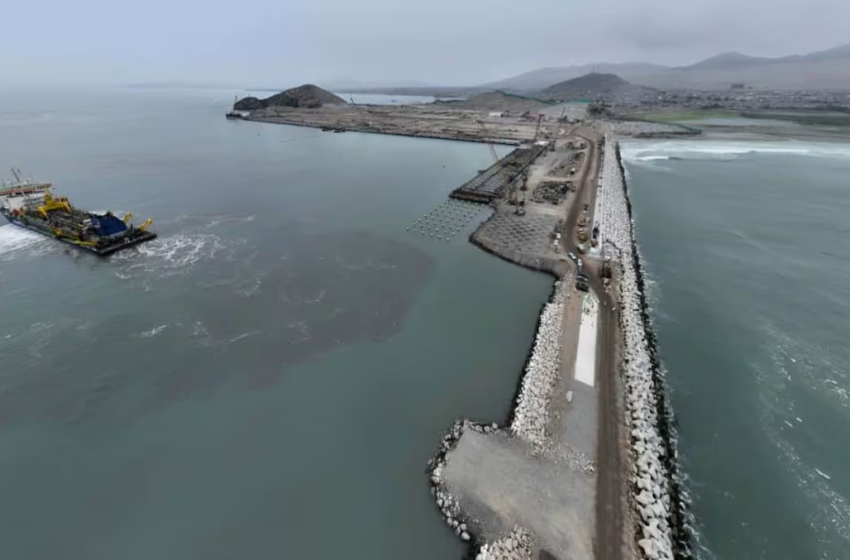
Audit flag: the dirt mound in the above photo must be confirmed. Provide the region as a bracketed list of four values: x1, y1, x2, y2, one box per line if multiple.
[235, 84, 347, 110]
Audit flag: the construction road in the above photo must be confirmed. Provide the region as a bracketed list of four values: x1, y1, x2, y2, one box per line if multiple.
[561, 129, 626, 560]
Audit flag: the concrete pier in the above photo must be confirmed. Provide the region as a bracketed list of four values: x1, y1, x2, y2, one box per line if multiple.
[450, 145, 547, 203]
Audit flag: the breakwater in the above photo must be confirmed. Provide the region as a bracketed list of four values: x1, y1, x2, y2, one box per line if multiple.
[243, 115, 521, 146]
[509, 280, 567, 448]
[428, 420, 474, 545]
[599, 134, 692, 559]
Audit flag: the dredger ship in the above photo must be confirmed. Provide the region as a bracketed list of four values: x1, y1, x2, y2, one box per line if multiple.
[0, 169, 156, 256]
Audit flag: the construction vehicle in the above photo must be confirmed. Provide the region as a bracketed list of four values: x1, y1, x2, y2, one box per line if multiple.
[578, 227, 588, 243]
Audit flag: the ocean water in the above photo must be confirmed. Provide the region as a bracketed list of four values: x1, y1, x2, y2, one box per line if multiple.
[333, 92, 438, 105]
[0, 87, 551, 560]
[622, 139, 850, 560]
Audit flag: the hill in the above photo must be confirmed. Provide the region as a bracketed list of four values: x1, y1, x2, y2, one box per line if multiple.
[482, 63, 669, 91]
[234, 84, 347, 110]
[685, 51, 767, 70]
[483, 44, 850, 90]
[437, 91, 549, 112]
[540, 73, 648, 101]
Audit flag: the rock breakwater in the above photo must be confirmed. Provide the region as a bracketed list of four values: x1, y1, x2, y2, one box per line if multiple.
[509, 281, 567, 448]
[428, 419, 500, 547]
[477, 526, 533, 560]
[599, 133, 692, 559]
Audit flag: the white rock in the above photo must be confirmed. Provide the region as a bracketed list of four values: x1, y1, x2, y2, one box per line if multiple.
[638, 538, 659, 560]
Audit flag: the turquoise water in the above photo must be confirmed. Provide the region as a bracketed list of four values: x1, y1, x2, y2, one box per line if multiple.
[0, 87, 550, 559]
[623, 139, 850, 559]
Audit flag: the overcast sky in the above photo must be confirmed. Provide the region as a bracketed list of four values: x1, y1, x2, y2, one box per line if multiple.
[4, 0, 848, 87]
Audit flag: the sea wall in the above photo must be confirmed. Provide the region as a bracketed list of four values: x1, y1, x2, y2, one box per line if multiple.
[599, 134, 692, 559]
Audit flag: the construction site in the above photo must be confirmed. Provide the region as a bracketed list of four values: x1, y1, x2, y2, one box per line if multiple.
[242, 101, 578, 145]
[231, 91, 683, 560]
[416, 121, 635, 560]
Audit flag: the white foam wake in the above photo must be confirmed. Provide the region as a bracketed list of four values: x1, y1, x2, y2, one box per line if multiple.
[621, 140, 850, 163]
[0, 224, 50, 260]
[112, 232, 242, 278]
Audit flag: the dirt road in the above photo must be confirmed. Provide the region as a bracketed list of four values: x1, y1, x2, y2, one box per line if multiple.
[593, 283, 625, 560]
[561, 129, 626, 560]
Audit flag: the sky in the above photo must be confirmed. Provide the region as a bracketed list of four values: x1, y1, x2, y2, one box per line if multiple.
[4, 0, 849, 87]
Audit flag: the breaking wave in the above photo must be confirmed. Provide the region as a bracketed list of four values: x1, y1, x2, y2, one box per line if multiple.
[621, 140, 850, 163]
[140, 324, 168, 338]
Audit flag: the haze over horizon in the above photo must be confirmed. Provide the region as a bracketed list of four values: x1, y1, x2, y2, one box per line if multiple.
[5, 0, 849, 87]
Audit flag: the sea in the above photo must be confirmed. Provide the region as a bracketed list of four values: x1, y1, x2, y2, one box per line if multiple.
[622, 137, 850, 560]
[0, 87, 552, 560]
[4, 89, 850, 560]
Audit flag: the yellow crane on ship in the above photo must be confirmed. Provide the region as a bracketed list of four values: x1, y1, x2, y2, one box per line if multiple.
[36, 191, 72, 218]
[121, 212, 152, 231]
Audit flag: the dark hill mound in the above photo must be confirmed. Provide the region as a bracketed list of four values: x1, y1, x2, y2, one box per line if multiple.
[541, 73, 636, 101]
[235, 84, 347, 110]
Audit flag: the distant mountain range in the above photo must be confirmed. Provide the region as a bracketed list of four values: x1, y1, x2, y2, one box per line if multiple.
[318, 78, 434, 91]
[484, 44, 850, 91]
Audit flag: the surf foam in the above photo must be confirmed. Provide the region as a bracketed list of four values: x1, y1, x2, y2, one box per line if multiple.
[621, 140, 850, 163]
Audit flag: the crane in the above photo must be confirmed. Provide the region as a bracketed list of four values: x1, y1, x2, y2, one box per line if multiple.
[533, 114, 543, 141]
[550, 107, 566, 141]
[476, 120, 499, 164]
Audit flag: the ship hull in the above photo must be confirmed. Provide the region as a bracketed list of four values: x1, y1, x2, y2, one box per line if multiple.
[2, 211, 157, 256]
